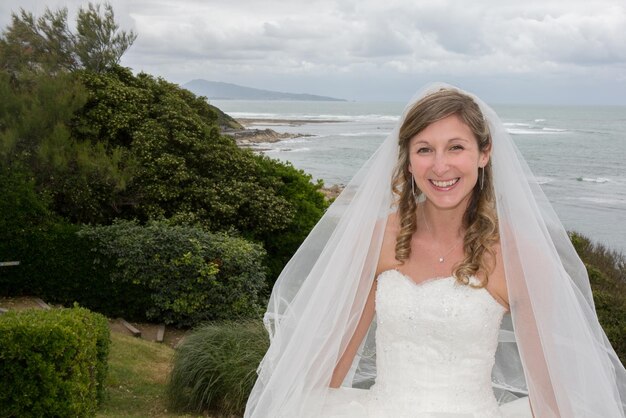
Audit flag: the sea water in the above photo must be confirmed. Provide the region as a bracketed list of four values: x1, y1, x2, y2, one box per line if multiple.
[211, 100, 626, 254]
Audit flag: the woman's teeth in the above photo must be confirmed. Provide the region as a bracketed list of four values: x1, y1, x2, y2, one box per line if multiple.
[431, 178, 459, 188]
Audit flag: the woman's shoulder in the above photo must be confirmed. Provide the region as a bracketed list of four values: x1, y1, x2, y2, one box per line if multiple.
[485, 241, 510, 312]
[376, 211, 403, 276]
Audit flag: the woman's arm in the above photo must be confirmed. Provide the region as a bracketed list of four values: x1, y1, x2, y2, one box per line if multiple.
[329, 278, 377, 388]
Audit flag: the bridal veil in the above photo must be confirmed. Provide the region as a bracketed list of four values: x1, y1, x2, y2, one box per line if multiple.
[244, 83, 626, 417]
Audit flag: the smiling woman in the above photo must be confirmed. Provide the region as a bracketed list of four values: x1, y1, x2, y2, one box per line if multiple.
[244, 84, 626, 418]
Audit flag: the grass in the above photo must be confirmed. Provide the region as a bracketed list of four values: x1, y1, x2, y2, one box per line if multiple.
[166, 320, 268, 417]
[97, 332, 206, 418]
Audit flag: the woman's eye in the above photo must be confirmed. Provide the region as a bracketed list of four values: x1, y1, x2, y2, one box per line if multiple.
[417, 147, 431, 154]
[450, 145, 464, 151]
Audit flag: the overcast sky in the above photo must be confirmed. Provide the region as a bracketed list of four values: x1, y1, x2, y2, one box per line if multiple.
[2, 0, 626, 104]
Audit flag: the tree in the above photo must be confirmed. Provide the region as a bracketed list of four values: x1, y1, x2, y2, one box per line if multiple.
[0, 8, 77, 76]
[0, 70, 135, 224]
[0, 2, 136, 77]
[76, 3, 137, 73]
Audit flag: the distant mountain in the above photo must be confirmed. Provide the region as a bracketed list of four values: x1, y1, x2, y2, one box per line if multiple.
[183, 79, 345, 101]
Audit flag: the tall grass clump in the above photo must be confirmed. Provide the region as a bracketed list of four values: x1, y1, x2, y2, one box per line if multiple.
[167, 320, 269, 416]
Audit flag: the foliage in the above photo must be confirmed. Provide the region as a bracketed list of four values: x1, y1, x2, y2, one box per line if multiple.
[0, 2, 136, 77]
[75, 67, 328, 283]
[75, 3, 137, 73]
[167, 320, 268, 416]
[0, 162, 54, 240]
[78, 220, 267, 327]
[0, 2, 327, 286]
[0, 163, 105, 302]
[570, 232, 626, 364]
[0, 70, 135, 224]
[0, 306, 110, 417]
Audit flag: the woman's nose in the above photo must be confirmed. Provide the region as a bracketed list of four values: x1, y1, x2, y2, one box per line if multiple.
[432, 153, 449, 176]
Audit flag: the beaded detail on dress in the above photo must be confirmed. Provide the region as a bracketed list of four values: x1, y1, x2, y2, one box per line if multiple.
[322, 269, 515, 418]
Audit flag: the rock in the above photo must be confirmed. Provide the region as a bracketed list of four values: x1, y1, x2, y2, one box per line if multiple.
[222, 128, 312, 147]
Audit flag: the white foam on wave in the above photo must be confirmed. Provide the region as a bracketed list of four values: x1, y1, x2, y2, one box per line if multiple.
[338, 132, 386, 137]
[577, 196, 625, 205]
[229, 111, 280, 118]
[281, 137, 311, 144]
[229, 112, 400, 123]
[262, 146, 311, 153]
[504, 121, 566, 135]
[534, 176, 553, 185]
[507, 128, 567, 135]
[577, 177, 610, 183]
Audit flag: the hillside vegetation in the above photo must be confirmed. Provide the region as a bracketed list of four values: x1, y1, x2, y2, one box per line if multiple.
[0, 3, 327, 321]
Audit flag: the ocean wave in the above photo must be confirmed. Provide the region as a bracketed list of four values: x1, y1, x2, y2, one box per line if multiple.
[577, 196, 625, 206]
[577, 177, 610, 183]
[338, 132, 387, 137]
[229, 111, 399, 123]
[504, 121, 567, 135]
[281, 137, 311, 144]
[507, 127, 567, 135]
[534, 176, 553, 185]
[263, 146, 311, 153]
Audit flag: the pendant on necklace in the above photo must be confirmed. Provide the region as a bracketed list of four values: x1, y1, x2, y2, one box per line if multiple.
[438, 257, 444, 263]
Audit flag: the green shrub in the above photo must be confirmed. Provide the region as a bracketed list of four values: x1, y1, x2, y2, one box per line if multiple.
[0, 220, 117, 314]
[0, 306, 110, 417]
[167, 320, 268, 416]
[79, 220, 267, 327]
[570, 232, 626, 364]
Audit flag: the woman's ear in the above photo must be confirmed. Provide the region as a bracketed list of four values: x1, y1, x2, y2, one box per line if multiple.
[479, 146, 491, 168]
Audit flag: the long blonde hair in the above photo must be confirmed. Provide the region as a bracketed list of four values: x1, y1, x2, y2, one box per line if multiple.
[390, 89, 499, 287]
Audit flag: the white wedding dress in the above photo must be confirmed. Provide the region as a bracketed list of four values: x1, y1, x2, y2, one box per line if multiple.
[321, 269, 534, 418]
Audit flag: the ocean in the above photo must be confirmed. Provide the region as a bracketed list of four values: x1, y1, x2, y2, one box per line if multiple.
[211, 100, 626, 254]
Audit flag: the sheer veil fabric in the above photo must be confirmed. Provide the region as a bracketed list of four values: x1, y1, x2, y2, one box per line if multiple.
[244, 83, 626, 417]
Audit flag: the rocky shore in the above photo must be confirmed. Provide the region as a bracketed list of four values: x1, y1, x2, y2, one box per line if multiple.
[220, 117, 346, 200]
[221, 117, 344, 148]
[223, 127, 312, 148]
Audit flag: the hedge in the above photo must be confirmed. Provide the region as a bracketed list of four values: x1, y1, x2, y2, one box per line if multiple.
[78, 219, 268, 327]
[0, 306, 110, 417]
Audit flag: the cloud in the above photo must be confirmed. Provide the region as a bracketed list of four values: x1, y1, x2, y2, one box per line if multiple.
[2, 0, 626, 102]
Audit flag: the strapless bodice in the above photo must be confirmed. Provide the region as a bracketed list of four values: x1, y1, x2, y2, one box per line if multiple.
[369, 269, 507, 416]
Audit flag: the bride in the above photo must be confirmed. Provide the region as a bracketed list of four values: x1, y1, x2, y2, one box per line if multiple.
[244, 84, 626, 417]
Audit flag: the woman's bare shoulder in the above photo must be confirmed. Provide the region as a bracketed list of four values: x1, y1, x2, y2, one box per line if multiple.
[487, 241, 510, 312]
[376, 211, 403, 276]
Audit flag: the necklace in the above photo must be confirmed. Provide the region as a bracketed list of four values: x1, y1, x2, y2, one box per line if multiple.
[421, 205, 463, 263]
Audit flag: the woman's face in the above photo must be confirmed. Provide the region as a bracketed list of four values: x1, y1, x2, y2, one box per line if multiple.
[408, 114, 490, 212]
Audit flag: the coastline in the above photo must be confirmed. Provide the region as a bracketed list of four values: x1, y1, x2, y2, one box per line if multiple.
[220, 117, 346, 199]
[221, 118, 333, 148]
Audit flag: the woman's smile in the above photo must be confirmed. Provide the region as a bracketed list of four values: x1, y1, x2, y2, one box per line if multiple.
[429, 178, 460, 190]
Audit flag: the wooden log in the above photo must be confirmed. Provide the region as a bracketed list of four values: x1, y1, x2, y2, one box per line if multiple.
[33, 297, 51, 310]
[0, 261, 20, 267]
[118, 318, 142, 338]
[156, 324, 166, 343]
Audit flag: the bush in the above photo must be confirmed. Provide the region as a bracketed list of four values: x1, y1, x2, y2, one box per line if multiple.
[79, 220, 268, 327]
[570, 232, 626, 364]
[167, 320, 268, 416]
[0, 306, 110, 417]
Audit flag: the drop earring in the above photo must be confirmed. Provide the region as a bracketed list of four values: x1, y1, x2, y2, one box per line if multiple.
[479, 167, 485, 191]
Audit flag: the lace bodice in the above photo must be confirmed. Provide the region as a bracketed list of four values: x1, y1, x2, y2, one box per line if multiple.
[369, 269, 507, 417]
